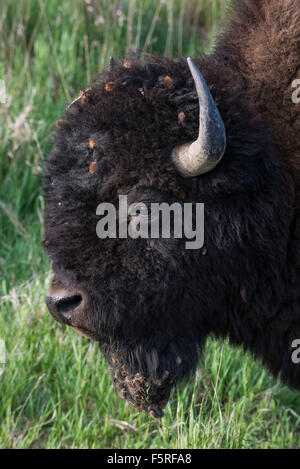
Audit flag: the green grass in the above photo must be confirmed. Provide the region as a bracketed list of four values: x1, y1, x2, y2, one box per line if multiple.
[0, 0, 300, 449]
[1, 276, 300, 449]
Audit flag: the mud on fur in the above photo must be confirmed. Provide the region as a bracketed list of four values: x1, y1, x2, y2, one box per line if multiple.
[108, 354, 173, 418]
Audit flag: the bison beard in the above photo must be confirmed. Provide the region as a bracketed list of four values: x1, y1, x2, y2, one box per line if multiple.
[107, 353, 172, 418]
[44, 0, 300, 417]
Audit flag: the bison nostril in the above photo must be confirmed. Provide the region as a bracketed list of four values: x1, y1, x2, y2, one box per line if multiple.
[56, 295, 82, 315]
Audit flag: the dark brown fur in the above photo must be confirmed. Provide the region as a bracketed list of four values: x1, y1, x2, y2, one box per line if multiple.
[44, 0, 300, 416]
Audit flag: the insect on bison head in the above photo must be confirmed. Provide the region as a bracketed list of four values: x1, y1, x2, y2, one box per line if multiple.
[44, 55, 296, 417]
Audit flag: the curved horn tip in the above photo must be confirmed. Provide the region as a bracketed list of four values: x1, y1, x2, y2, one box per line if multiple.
[186, 57, 197, 72]
[171, 57, 227, 178]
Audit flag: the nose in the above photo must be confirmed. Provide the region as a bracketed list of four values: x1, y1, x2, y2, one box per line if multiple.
[46, 282, 83, 324]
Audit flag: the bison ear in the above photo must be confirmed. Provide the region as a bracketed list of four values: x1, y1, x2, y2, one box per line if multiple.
[172, 58, 226, 178]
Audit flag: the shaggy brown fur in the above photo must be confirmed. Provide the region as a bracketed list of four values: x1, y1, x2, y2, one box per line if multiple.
[44, 0, 300, 417]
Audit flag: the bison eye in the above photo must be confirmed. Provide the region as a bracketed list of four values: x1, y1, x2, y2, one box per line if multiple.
[129, 202, 151, 219]
[137, 205, 150, 217]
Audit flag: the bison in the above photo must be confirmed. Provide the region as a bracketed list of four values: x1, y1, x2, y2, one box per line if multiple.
[44, 0, 300, 418]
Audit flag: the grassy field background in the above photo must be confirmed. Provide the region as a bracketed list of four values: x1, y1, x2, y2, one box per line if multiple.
[0, 0, 300, 449]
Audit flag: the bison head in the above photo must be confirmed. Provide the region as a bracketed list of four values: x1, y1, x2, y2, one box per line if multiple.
[44, 56, 289, 416]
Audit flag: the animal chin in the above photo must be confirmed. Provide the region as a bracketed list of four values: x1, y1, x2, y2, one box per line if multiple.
[107, 352, 173, 418]
[72, 325, 100, 341]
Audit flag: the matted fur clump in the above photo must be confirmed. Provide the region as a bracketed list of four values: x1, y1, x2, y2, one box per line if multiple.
[107, 351, 173, 418]
[44, 0, 300, 417]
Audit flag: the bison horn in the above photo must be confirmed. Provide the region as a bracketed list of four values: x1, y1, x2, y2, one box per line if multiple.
[172, 57, 226, 178]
